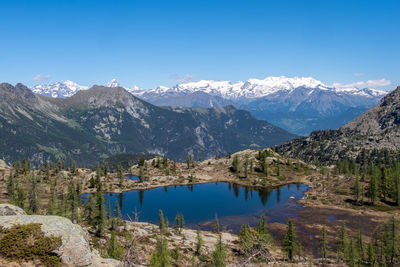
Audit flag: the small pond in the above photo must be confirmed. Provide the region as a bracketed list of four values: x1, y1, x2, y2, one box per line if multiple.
[83, 182, 309, 231]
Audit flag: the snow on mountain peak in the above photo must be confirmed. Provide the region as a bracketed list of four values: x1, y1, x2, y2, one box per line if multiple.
[106, 78, 120, 88]
[30, 80, 88, 98]
[29, 76, 388, 101]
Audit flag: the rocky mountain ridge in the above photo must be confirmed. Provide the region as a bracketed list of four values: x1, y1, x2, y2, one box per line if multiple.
[30, 76, 388, 135]
[0, 83, 295, 164]
[276, 86, 400, 164]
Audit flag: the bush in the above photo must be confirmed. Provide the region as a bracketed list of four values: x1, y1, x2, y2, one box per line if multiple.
[0, 223, 62, 266]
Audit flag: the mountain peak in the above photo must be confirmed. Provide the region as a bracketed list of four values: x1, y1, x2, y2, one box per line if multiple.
[106, 78, 120, 88]
[30, 80, 88, 98]
[342, 85, 400, 134]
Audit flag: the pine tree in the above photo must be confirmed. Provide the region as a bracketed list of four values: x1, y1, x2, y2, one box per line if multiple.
[196, 229, 204, 255]
[107, 231, 124, 260]
[277, 163, 281, 177]
[346, 238, 357, 267]
[94, 191, 106, 236]
[231, 155, 239, 173]
[262, 158, 268, 176]
[150, 235, 171, 267]
[283, 219, 301, 261]
[158, 209, 167, 233]
[117, 164, 124, 187]
[244, 157, 249, 178]
[338, 222, 348, 257]
[29, 175, 40, 213]
[47, 181, 56, 215]
[367, 242, 375, 267]
[319, 226, 329, 262]
[186, 154, 192, 169]
[172, 246, 181, 264]
[7, 172, 14, 201]
[257, 214, 267, 235]
[353, 176, 360, 204]
[368, 174, 378, 205]
[15, 184, 25, 209]
[139, 166, 145, 183]
[395, 175, 400, 206]
[357, 230, 365, 262]
[212, 235, 226, 267]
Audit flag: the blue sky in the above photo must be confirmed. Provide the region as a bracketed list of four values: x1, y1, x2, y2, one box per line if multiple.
[0, 0, 399, 89]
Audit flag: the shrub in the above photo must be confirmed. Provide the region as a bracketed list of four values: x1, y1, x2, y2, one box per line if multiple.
[0, 223, 62, 266]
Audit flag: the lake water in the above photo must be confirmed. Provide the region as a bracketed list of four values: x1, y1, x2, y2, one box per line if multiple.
[83, 182, 309, 231]
[125, 174, 139, 181]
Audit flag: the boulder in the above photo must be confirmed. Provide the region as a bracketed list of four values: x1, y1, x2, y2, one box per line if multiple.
[0, 204, 26, 216]
[0, 209, 120, 267]
[0, 159, 6, 168]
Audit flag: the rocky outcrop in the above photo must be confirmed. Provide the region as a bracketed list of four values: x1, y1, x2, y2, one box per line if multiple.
[0, 206, 120, 267]
[0, 204, 26, 216]
[0, 160, 6, 168]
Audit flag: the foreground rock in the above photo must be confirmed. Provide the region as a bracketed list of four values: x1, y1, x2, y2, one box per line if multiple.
[0, 207, 120, 267]
[0, 204, 27, 216]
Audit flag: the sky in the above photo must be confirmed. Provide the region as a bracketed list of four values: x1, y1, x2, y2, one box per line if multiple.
[0, 0, 399, 90]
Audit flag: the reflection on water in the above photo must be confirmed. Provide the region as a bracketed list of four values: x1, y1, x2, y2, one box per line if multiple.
[82, 182, 309, 228]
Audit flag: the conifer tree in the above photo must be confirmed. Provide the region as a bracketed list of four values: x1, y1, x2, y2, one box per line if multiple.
[368, 174, 378, 205]
[231, 155, 239, 173]
[150, 235, 171, 267]
[283, 219, 301, 261]
[186, 154, 192, 169]
[29, 175, 40, 213]
[15, 184, 25, 209]
[257, 214, 267, 235]
[7, 172, 14, 201]
[262, 158, 268, 176]
[346, 238, 357, 267]
[94, 191, 106, 236]
[395, 175, 400, 206]
[158, 209, 167, 233]
[139, 166, 145, 183]
[212, 235, 226, 267]
[338, 222, 348, 257]
[367, 242, 375, 267]
[107, 231, 124, 260]
[196, 229, 204, 255]
[47, 181, 56, 215]
[244, 157, 249, 178]
[353, 176, 360, 204]
[357, 230, 365, 262]
[319, 226, 329, 262]
[106, 200, 111, 220]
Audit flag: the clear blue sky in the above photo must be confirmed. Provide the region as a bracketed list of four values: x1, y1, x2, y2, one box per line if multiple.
[0, 0, 399, 89]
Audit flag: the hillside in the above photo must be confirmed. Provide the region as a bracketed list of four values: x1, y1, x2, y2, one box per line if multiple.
[0, 83, 295, 165]
[276, 86, 400, 164]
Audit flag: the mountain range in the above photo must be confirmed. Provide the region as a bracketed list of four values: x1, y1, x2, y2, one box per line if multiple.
[30, 77, 388, 135]
[276, 85, 400, 164]
[0, 83, 295, 165]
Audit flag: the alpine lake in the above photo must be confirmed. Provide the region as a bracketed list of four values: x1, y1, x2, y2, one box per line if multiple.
[83, 176, 309, 232]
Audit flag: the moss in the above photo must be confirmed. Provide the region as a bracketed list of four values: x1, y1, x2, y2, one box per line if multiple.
[0, 223, 62, 266]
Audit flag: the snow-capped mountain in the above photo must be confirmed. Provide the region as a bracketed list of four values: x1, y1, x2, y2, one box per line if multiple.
[134, 76, 386, 101]
[29, 76, 388, 135]
[30, 80, 89, 98]
[106, 78, 121, 88]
